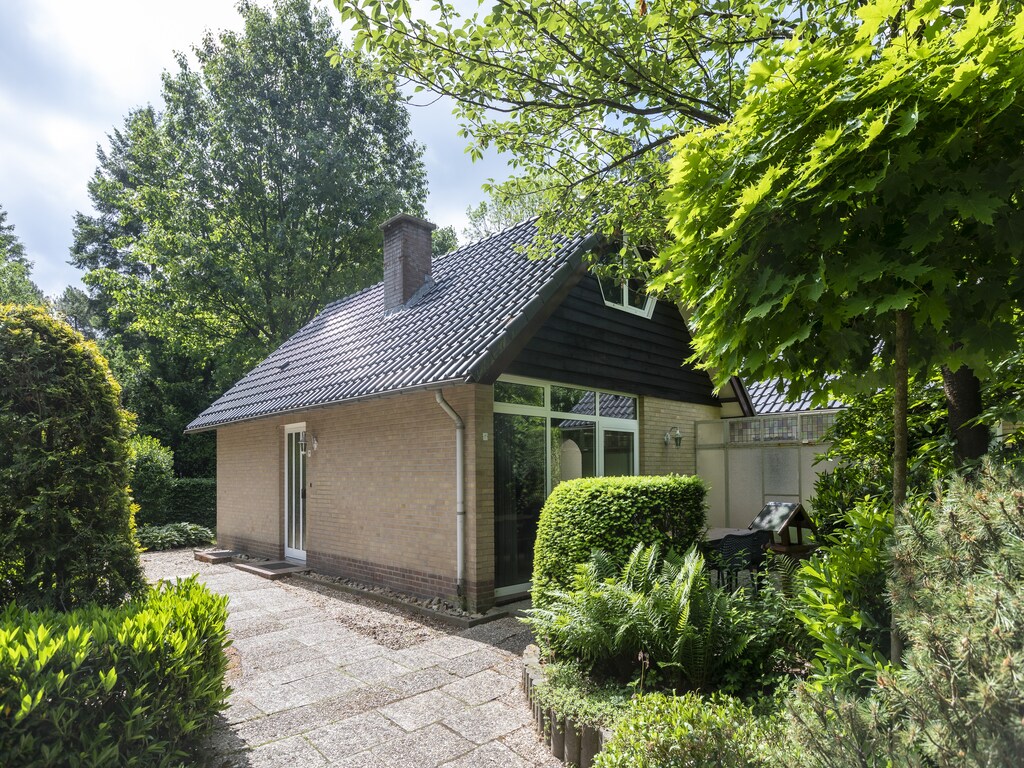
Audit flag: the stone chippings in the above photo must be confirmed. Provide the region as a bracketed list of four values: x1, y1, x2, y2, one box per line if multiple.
[141, 550, 558, 768]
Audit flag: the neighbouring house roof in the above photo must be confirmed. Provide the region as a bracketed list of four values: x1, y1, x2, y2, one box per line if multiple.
[186, 219, 598, 432]
[745, 378, 843, 415]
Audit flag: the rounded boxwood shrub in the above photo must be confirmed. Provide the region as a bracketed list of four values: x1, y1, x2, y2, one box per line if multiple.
[531, 474, 706, 607]
[0, 304, 144, 609]
[128, 434, 175, 526]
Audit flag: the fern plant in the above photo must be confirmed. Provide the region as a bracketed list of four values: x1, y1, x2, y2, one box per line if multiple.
[523, 543, 750, 690]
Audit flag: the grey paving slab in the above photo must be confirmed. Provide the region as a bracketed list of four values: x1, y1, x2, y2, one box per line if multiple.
[384, 666, 462, 698]
[502, 725, 561, 765]
[142, 551, 559, 767]
[441, 669, 516, 705]
[344, 655, 417, 684]
[380, 689, 467, 731]
[444, 700, 528, 745]
[439, 647, 507, 677]
[367, 723, 476, 768]
[441, 741, 535, 768]
[324, 640, 388, 666]
[304, 711, 406, 759]
[247, 735, 326, 768]
[391, 645, 449, 671]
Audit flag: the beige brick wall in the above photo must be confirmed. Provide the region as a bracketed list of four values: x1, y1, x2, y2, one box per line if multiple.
[215, 384, 495, 611]
[469, 385, 494, 610]
[215, 387, 720, 612]
[216, 417, 285, 560]
[639, 397, 722, 476]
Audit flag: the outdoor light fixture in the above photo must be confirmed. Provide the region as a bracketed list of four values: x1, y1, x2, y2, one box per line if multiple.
[664, 426, 683, 448]
[298, 434, 317, 457]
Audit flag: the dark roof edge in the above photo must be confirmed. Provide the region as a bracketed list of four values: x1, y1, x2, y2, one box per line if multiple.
[183, 376, 470, 434]
[730, 375, 756, 417]
[469, 232, 601, 384]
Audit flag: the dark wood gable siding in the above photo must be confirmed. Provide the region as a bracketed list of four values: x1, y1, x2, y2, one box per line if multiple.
[504, 273, 720, 405]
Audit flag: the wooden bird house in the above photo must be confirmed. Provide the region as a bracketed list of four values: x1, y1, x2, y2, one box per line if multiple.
[748, 501, 818, 557]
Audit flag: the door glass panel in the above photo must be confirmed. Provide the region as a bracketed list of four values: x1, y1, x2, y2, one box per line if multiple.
[286, 430, 306, 556]
[494, 413, 546, 588]
[298, 432, 306, 550]
[494, 381, 544, 407]
[598, 393, 637, 420]
[603, 430, 635, 476]
[551, 419, 596, 486]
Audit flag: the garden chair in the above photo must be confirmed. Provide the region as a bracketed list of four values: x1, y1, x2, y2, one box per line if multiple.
[712, 530, 772, 591]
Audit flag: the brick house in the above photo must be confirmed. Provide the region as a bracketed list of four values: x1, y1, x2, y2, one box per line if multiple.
[186, 214, 753, 612]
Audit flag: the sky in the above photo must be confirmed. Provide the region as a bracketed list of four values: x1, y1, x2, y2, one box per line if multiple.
[0, 0, 507, 298]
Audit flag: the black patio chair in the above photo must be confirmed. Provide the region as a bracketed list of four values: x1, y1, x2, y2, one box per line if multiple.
[711, 530, 772, 591]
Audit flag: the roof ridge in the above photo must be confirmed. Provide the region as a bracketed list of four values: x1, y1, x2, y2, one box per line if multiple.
[454, 215, 540, 251]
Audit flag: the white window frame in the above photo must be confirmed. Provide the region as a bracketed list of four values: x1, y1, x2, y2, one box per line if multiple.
[283, 422, 307, 563]
[492, 377, 640, 598]
[597, 275, 657, 319]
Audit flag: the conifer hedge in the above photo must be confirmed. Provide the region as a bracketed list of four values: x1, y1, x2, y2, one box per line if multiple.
[0, 304, 144, 609]
[531, 475, 706, 606]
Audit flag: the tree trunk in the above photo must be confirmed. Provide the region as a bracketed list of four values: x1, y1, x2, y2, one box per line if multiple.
[891, 310, 910, 665]
[941, 364, 989, 467]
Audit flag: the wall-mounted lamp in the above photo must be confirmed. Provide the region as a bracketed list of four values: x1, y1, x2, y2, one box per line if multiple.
[664, 426, 683, 448]
[298, 434, 318, 457]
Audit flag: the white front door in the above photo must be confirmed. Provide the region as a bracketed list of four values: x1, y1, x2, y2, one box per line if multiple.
[284, 424, 306, 562]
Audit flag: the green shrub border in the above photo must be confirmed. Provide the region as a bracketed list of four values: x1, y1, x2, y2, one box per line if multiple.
[137, 522, 216, 551]
[0, 577, 231, 767]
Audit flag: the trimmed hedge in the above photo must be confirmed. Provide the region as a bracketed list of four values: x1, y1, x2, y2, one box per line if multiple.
[531, 475, 706, 607]
[128, 435, 175, 527]
[0, 577, 230, 767]
[167, 477, 217, 529]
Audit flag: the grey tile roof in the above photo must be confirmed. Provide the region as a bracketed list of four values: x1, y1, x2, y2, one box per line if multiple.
[186, 219, 597, 432]
[745, 378, 843, 415]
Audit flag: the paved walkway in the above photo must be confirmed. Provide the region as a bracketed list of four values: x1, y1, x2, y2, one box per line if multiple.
[142, 552, 558, 768]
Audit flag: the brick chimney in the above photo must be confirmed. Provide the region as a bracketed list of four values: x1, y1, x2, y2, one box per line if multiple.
[382, 213, 436, 311]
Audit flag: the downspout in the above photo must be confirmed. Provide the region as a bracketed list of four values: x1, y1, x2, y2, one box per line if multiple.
[435, 391, 466, 607]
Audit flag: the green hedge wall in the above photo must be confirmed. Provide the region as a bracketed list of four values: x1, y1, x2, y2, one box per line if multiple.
[129, 435, 176, 527]
[0, 577, 230, 767]
[139, 477, 217, 529]
[531, 475, 707, 606]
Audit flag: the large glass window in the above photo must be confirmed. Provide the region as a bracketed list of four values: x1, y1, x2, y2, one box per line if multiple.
[493, 377, 639, 593]
[495, 380, 545, 407]
[603, 429, 636, 476]
[551, 419, 596, 484]
[494, 413, 546, 589]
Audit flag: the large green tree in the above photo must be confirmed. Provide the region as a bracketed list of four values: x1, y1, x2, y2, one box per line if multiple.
[0, 204, 43, 305]
[655, 0, 1024, 646]
[76, 0, 427, 385]
[333, 0, 846, 250]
